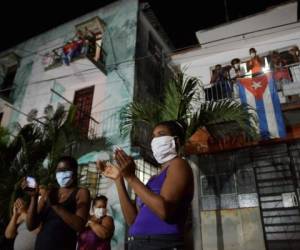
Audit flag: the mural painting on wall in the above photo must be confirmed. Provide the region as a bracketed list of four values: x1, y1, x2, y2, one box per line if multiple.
[42, 17, 105, 70]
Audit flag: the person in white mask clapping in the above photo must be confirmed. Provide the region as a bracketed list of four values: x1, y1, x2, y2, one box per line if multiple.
[77, 195, 115, 250]
[24, 156, 90, 250]
[97, 120, 194, 250]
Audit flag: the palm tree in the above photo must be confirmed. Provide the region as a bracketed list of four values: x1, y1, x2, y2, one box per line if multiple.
[0, 104, 80, 218]
[0, 102, 112, 220]
[0, 122, 46, 220]
[120, 71, 258, 151]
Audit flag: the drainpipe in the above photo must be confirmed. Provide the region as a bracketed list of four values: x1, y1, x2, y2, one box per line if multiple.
[188, 155, 203, 250]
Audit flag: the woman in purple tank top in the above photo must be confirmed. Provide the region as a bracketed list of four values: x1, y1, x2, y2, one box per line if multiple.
[97, 120, 194, 250]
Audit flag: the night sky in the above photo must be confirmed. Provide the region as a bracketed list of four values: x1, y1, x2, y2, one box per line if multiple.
[0, 0, 294, 52]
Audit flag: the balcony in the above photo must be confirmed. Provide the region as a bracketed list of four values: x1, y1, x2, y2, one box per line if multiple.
[42, 41, 106, 74]
[203, 62, 300, 105]
[74, 106, 121, 139]
[198, 62, 300, 150]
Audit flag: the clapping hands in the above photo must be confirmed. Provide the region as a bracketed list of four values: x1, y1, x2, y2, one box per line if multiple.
[96, 161, 121, 180]
[96, 148, 136, 181]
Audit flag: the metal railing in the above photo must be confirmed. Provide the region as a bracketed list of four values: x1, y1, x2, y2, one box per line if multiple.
[42, 40, 106, 72]
[88, 106, 121, 138]
[203, 62, 300, 104]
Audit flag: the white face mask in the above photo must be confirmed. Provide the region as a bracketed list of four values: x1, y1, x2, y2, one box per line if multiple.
[234, 64, 239, 69]
[56, 171, 73, 187]
[250, 53, 256, 58]
[94, 208, 105, 219]
[151, 136, 177, 164]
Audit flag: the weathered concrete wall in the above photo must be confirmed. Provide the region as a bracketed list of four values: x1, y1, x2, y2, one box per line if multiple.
[193, 141, 300, 250]
[201, 208, 265, 250]
[2, 0, 139, 150]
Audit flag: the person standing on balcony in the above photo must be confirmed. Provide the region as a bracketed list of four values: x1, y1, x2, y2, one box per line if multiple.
[247, 48, 264, 76]
[76, 30, 89, 56]
[289, 46, 300, 63]
[229, 58, 246, 81]
[270, 51, 290, 91]
[97, 120, 194, 250]
[5, 197, 38, 250]
[288, 46, 300, 100]
[77, 195, 115, 250]
[210, 64, 231, 99]
[229, 58, 246, 98]
[62, 41, 75, 66]
[24, 156, 91, 250]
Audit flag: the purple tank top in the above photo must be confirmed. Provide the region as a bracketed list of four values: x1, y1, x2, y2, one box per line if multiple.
[78, 226, 111, 250]
[129, 166, 189, 236]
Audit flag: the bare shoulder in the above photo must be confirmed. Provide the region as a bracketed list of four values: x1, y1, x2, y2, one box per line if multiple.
[168, 158, 192, 175]
[102, 215, 114, 223]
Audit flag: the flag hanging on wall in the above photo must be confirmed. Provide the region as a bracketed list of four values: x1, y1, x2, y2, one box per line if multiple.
[237, 73, 286, 139]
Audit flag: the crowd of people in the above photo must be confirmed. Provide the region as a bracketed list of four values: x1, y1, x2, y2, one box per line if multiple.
[206, 46, 300, 101]
[3, 120, 194, 250]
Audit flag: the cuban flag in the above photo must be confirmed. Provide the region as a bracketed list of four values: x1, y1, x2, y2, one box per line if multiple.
[237, 73, 286, 139]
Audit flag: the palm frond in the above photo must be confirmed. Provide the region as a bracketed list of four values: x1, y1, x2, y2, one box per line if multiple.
[162, 72, 201, 121]
[187, 99, 258, 140]
[119, 102, 162, 137]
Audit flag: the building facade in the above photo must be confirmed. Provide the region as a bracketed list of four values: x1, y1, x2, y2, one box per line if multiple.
[0, 1, 172, 249]
[172, 1, 300, 250]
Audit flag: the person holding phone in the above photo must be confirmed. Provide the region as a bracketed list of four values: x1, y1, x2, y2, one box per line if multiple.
[24, 156, 91, 250]
[77, 195, 115, 250]
[97, 120, 194, 250]
[5, 197, 37, 250]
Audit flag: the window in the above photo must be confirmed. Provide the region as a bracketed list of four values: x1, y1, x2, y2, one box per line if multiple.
[201, 174, 237, 196]
[219, 173, 236, 194]
[237, 169, 256, 194]
[201, 175, 217, 196]
[0, 64, 17, 100]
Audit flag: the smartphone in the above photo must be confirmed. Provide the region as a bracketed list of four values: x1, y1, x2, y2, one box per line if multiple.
[26, 176, 37, 189]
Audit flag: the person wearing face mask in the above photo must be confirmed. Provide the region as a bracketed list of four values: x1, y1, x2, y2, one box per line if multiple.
[96, 120, 194, 250]
[230, 58, 246, 81]
[24, 156, 90, 250]
[229, 58, 246, 98]
[247, 48, 264, 76]
[5, 197, 38, 250]
[77, 195, 114, 250]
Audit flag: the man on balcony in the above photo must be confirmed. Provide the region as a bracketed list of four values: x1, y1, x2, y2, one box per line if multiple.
[288, 46, 300, 83]
[208, 64, 232, 100]
[270, 51, 290, 91]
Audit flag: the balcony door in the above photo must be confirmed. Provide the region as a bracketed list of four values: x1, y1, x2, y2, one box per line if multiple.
[73, 86, 94, 136]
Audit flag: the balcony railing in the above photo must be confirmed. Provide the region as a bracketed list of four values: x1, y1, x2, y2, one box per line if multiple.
[85, 106, 121, 139]
[203, 62, 300, 104]
[42, 40, 106, 73]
